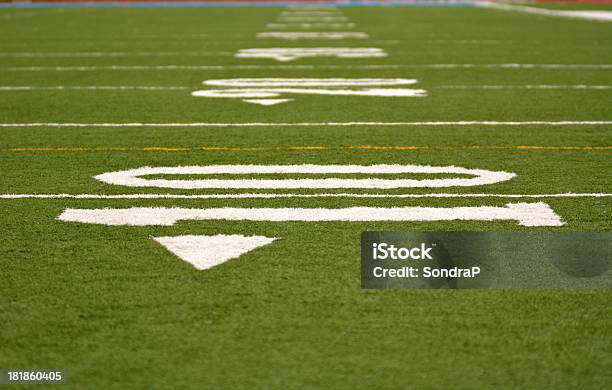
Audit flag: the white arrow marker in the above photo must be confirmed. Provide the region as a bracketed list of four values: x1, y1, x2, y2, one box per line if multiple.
[242, 98, 293, 106]
[153, 234, 277, 270]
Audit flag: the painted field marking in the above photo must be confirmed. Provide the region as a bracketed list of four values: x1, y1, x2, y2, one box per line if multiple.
[256, 32, 368, 40]
[57, 203, 565, 227]
[203, 79, 416, 87]
[266, 23, 356, 29]
[0, 51, 231, 57]
[280, 11, 344, 16]
[1, 85, 610, 92]
[94, 164, 515, 189]
[242, 98, 294, 106]
[153, 234, 277, 270]
[1, 121, 610, 128]
[2, 193, 611, 200]
[0, 86, 191, 91]
[277, 16, 349, 22]
[3, 145, 611, 153]
[286, 6, 339, 10]
[481, 1, 612, 22]
[7, 64, 612, 71]
[437, 85, 612, 90]
[235, 48, 385, 61]
[193, 78, 425, 105]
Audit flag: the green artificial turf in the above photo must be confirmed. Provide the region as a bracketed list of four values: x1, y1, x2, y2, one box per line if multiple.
[0, 4, 611, 389]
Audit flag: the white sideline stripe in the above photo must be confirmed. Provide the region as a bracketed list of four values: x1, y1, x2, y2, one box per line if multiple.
[94, 164, 515, 189]
[481, 2, 612, 22]
[7, 64, 612, 71]
[153, 234, 277, 270]
[1, 121, 610, 128]
[56, 203, 565, 227]
[2, 193, 612, 199]
[0, 51, 231, 57]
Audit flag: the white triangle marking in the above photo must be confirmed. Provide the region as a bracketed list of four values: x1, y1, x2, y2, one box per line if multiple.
[242, 98, 293, 106]
[153, 234, 277, 270]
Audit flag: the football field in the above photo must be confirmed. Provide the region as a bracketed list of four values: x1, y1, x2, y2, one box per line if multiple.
[1, 1, 611, 388]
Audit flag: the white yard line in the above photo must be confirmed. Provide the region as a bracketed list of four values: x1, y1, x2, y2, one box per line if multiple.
[1, 84, 609, 92]
[1, 193, 611, 200]
[6, 64, 612, 71]
[0, 86, 190, 91]
[0, 51, 231, 57]
[0, 121, 610, 128]
[437, 85, 612, 90]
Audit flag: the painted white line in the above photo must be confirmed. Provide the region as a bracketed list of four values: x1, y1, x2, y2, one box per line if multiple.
[1, 85, 608, 92]
[0, 86, 190, 91]
[1, 84, 609, 93]
[437, 85, 612, 90]
[153, 234, 277, 270]
[427, 39, 502, 44]
[266, 23, 356, 29]
[256, 32, 368, 40]
[235, 48, 386, 62]
[286, 6, 339, 10]
[197, 78, 423, 100]
[276, 16, 349, 22]
[242, 98, 293, 106]
[7, 64, 611, 71]
[557, 11, 612, 22]
[280, 12, 344, 17]
[3, 193, 611, 200]
[481, 2, 612, 22]
[0, 51, 230, 57]
[203, 78, 417, 87]
[0, 121, 610, 128]
[57, 203, 565, 227]
[94, 165, 515, 189]
[192, 88, 426, 98]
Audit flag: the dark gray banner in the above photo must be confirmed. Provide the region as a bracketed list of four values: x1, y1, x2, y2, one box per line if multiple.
[361, 232, 612, 289]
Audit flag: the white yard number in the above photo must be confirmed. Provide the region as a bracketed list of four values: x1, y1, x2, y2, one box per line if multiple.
[192, 78, 427, 106]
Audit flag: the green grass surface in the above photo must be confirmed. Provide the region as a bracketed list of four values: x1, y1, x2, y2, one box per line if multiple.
[0, 4, 611, 389]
